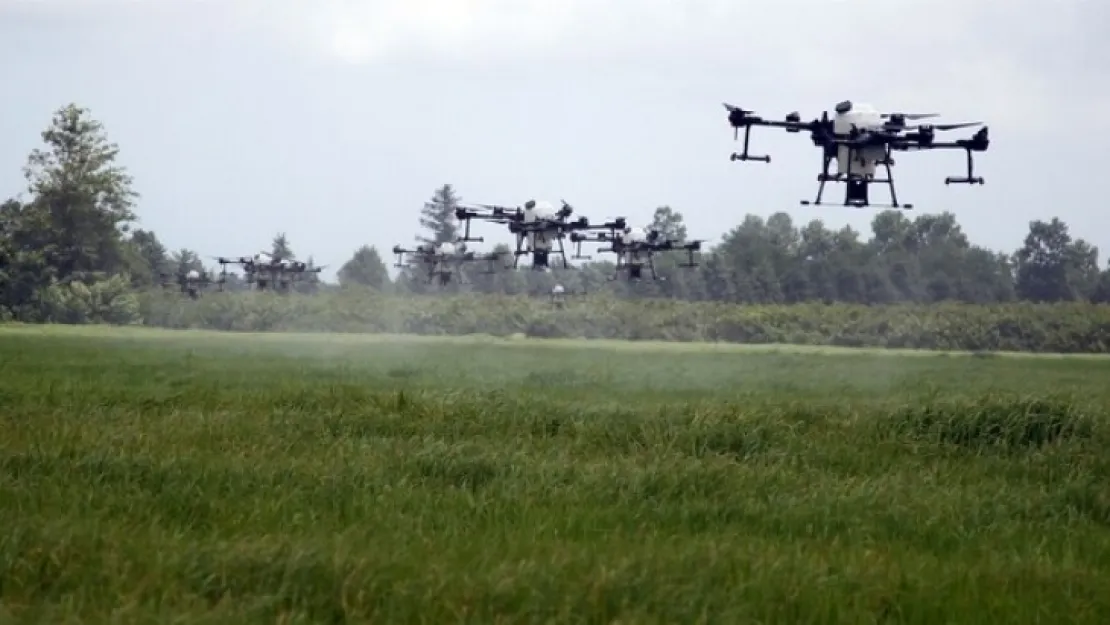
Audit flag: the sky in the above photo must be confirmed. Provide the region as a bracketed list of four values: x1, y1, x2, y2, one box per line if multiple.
[1, 0, 1107, 280]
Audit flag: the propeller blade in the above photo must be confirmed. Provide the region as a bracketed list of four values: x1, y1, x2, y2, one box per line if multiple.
[902, 121, 982, 132]
[881, 112, 939, 120]
[722, 102, 752, 113]
[931, 121, 983, 131]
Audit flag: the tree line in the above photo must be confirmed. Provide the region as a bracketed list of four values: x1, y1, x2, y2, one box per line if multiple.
[3, 103, 1110, 330]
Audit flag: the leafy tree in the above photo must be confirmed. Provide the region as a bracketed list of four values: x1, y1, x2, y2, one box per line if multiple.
[650, 206, 687, 242]
[128, 228, 170, 285]
[418, 184, 460, 245]
[170, 249, 203, 276]
[1013, 219, 1100, 302]
[271, 232, 294, 261]
[338, 245, 390, 289]
[20, 103, 138, 282]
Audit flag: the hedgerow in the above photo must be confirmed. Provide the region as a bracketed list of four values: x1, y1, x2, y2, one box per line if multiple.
[133, 288, 1110, 353]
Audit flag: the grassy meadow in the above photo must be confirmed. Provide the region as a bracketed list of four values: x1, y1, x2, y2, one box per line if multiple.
[1, 325, 1110, 623]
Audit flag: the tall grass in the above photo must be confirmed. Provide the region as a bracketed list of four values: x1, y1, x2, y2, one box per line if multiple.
[1, 326, 1109, 623]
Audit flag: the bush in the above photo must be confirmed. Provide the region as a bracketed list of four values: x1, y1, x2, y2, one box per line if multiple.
[39, 275, 142, 325]
[128, 289, 1110, 354]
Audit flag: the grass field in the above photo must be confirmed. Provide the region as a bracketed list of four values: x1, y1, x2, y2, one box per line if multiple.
[2, 325, 1110, 624]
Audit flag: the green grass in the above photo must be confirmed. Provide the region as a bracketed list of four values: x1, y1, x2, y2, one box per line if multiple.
[2, 324, 1109, 624]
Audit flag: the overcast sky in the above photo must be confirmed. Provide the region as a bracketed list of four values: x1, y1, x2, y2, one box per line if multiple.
[1, 0, 1107, 279]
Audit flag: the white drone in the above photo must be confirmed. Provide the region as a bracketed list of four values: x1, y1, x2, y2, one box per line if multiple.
[570, 222, 703, 281]
[454, 198, 606, 271]
[391, 240, 504, 286]
[724, 99, 990, 209]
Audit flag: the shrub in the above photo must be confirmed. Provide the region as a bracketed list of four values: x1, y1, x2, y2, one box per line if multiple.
[125, 289, 1110, 353]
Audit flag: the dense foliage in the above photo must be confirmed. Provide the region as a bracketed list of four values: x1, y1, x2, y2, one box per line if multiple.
[4, 103, 1110, 351]
[137, 290, 1110, 353]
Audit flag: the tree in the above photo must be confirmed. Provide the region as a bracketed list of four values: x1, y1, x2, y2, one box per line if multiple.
[271, 232, 294, 261]
[1013, 218, 1096, 302]
[170, 249, 203, 276]
[650, 206, 687, 242]
[338, 245, 390, 289]
[20, 103, 138, 281]
[418, 184, 460, 245]
[128, 228, 170, 284]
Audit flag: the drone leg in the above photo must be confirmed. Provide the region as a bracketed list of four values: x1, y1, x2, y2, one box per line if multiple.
[556, 238, 569, 269]
[881, 158, 911, 209]
[648, 255, 661, 281]
[801, 154, 834, 206]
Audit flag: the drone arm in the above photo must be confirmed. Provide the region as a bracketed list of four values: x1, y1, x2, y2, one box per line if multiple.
[678, 241, 703, 268]
[729, 119, 810, 163]
[925, 128, 989, 185]
[391, 246, 414, 268]
[725, 107, 812, 163]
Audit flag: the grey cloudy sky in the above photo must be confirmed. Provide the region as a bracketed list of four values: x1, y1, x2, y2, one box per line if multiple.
[1, 0, 1107, 279]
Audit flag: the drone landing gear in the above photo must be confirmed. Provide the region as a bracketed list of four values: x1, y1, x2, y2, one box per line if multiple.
[799, 153, 913, 210]
[945, 147, 986, 185]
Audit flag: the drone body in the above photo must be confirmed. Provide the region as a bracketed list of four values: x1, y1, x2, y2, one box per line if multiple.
[519, 200, 559, 269]
[570, 222, 703, 281]
[830, 101, 885, 179]
[391, 240, 503, 286]
[615, 227, 652, 280]
[454, 198, 600, 271]
[160, 267, 219, 299]
[724, 99, 990, 209]
[211, 250, 326, 292]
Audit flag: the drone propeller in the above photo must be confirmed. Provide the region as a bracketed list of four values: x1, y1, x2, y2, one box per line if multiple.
[722, 102, 752, 114]
[723, 102, 757, 139]
[921, 121, 983, 132]
[893, 121, 983, 142]
[880, 112, 939, 120]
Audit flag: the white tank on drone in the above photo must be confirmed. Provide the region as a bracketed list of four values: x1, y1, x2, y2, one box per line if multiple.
[522, 200, 556, 222]
[436, 241, 461, 256]
[185, 269, 200, 281]
[832, 100, 885, 178]
[617, 226, 649, 264]
[520, 200, 556, 253]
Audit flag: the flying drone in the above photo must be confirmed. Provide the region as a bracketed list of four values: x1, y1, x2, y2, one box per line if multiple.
[211, 252, 326, 291]
[391, 241, 506, 286]
[454, 199, 612, 271]
[159, 268, 220, 299]
[723, 99, 990, 209]
[570, 223, 703, 281]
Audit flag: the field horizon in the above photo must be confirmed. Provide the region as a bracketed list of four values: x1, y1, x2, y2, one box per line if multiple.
[5, 322, 1110, 360]
[2, 322, 1109, 623]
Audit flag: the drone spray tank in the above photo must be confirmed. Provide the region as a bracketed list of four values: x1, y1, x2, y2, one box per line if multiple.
[616, 226, 651, 280]
[832, 101, 884, 177]
[520, 199, 558, 270]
